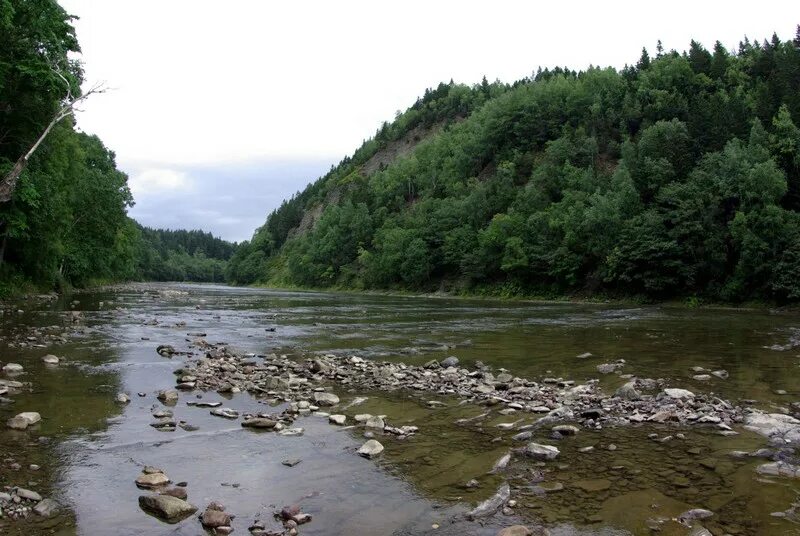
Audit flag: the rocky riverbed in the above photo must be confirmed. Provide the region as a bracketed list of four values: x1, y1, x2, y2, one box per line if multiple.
[1, 283, 800, 535]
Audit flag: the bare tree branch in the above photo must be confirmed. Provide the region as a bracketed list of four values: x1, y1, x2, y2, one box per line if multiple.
[0, 69, 107, 204]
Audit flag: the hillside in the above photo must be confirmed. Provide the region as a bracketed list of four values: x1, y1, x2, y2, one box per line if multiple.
[229, 31, 800, 303]
[137, 226, 237, 283]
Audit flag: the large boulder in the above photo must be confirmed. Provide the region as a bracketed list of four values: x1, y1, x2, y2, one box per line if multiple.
[138, 494, 197, 523]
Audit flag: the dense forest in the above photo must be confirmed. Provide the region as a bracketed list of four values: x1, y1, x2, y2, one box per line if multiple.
[229, 29, 800, 303]
[0, 1, 236, 293]
[137, 226, 236, 283]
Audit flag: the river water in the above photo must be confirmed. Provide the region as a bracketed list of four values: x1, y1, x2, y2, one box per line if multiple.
[1, 283, 799, 535]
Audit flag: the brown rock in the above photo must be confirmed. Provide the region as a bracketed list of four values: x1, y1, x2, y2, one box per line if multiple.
[201, 508, 231, 528]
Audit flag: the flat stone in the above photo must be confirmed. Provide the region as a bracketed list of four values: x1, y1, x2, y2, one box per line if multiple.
[136, 472, 170, 488]
[241, 418, 276, 428]
[138, 494, 197, 523]
[525, 443, 560, 460]
[329, 414, 347, 425]
[7, 412, 41, 430]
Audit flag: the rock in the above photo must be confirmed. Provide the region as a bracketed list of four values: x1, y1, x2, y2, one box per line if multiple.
[364, 415, 385, 429]
[157, 390, 179, 403]
[512, 431, 533, 441]
[7, 411, 41, 430]
[136, 471, 170, 488]
[210, 408, 239, 419]
[596, 362, 622, 374]
[497, 526, 533, 536]
[440, 356, 459, 368]
[711, 370, 729, 379]
[312, 391, 340, 407]
[358, 439, 384, 458]
[467, 483, 510, 520]
[33, 498, 59, 517]
[156, 345, 176, 357]
[41, 355, 59, 365]
[138, 494, 197, 523]
[278, 427, 304, 437]
[159, 487, 188, 500]
[678, 508, 714, 525]
[15, 488, 42, 501]
[663, 388, 695, 400]
[574, 479, 611, 492]
[282, 458, 301, 467]
[115, 393, 131, 404]
[489, 452, 511, 474]
[756, 462, 800, 478]
[524, 443, 560, 460]
[744, 412, 800, 444]
[692, 374, 712, 381]
[329, 414, 347, 425]
[552, 424, 579, 436]
[2, 363, 23, 373]
[201, 507, 232, 528]
[241, 418, 276, 428]
[614, 382, 640, 400]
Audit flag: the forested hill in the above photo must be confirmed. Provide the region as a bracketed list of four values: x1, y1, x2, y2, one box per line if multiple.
[137, 227, 237, 283]
[229, 29, 800, 303]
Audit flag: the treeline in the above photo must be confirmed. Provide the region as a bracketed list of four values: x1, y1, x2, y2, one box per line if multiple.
[0, 1, 140, 292]
[230, 29, 800, 302]
[137, 226, 236, 283]
[0, 1, 235, 293]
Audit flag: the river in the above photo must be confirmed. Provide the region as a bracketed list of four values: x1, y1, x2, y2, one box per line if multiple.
[1, 283, 799, 535]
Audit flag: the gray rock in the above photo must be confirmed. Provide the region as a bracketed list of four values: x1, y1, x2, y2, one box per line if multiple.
[313, 391, 340, 407]
[663, 388, 695, 400]
[15, 488, 42, 501]
[524, 443, 560, 460]
[7, 412, 41, 430]
[467, 483, 510, 520]
[241, 418, 276, 428]
[33, 498, 59, 517]
[138, 494, 197, 523]
[358, 439, 384, 458]
[440, 356, 459, 368]
[614, 382, 640, 400]
[2, 363, 23, 373]
[41, 355, 59, 365]
[329, 414, 347, 425]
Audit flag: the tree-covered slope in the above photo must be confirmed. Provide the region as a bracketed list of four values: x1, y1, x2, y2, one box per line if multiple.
[229, 30, 800, 302]
[137, 226, 237, 283]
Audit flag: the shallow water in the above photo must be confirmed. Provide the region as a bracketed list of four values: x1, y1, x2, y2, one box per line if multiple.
[1, 284, 799, 535]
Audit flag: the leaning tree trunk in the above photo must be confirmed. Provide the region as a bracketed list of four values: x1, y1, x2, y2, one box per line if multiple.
[0, 112, 63, 203]
[0, 80, 105, 204]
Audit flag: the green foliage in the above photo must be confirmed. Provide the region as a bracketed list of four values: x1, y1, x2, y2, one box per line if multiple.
[136, 226, 236, 283]
[236, 29, 800, 303]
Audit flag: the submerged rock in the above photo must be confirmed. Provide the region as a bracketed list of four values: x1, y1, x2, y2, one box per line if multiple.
[467, 483, 510, 520]
[241, 418, 276, 428]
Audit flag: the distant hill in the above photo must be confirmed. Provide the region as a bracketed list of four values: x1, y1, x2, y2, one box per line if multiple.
[137, 225, 237, 283]
[228, 29, 800, 303]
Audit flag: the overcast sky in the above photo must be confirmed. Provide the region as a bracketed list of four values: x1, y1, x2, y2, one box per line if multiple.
[58, 0, 798, 242]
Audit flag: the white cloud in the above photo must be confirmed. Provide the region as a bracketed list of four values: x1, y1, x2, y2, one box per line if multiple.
[129, 168, 192, 197]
